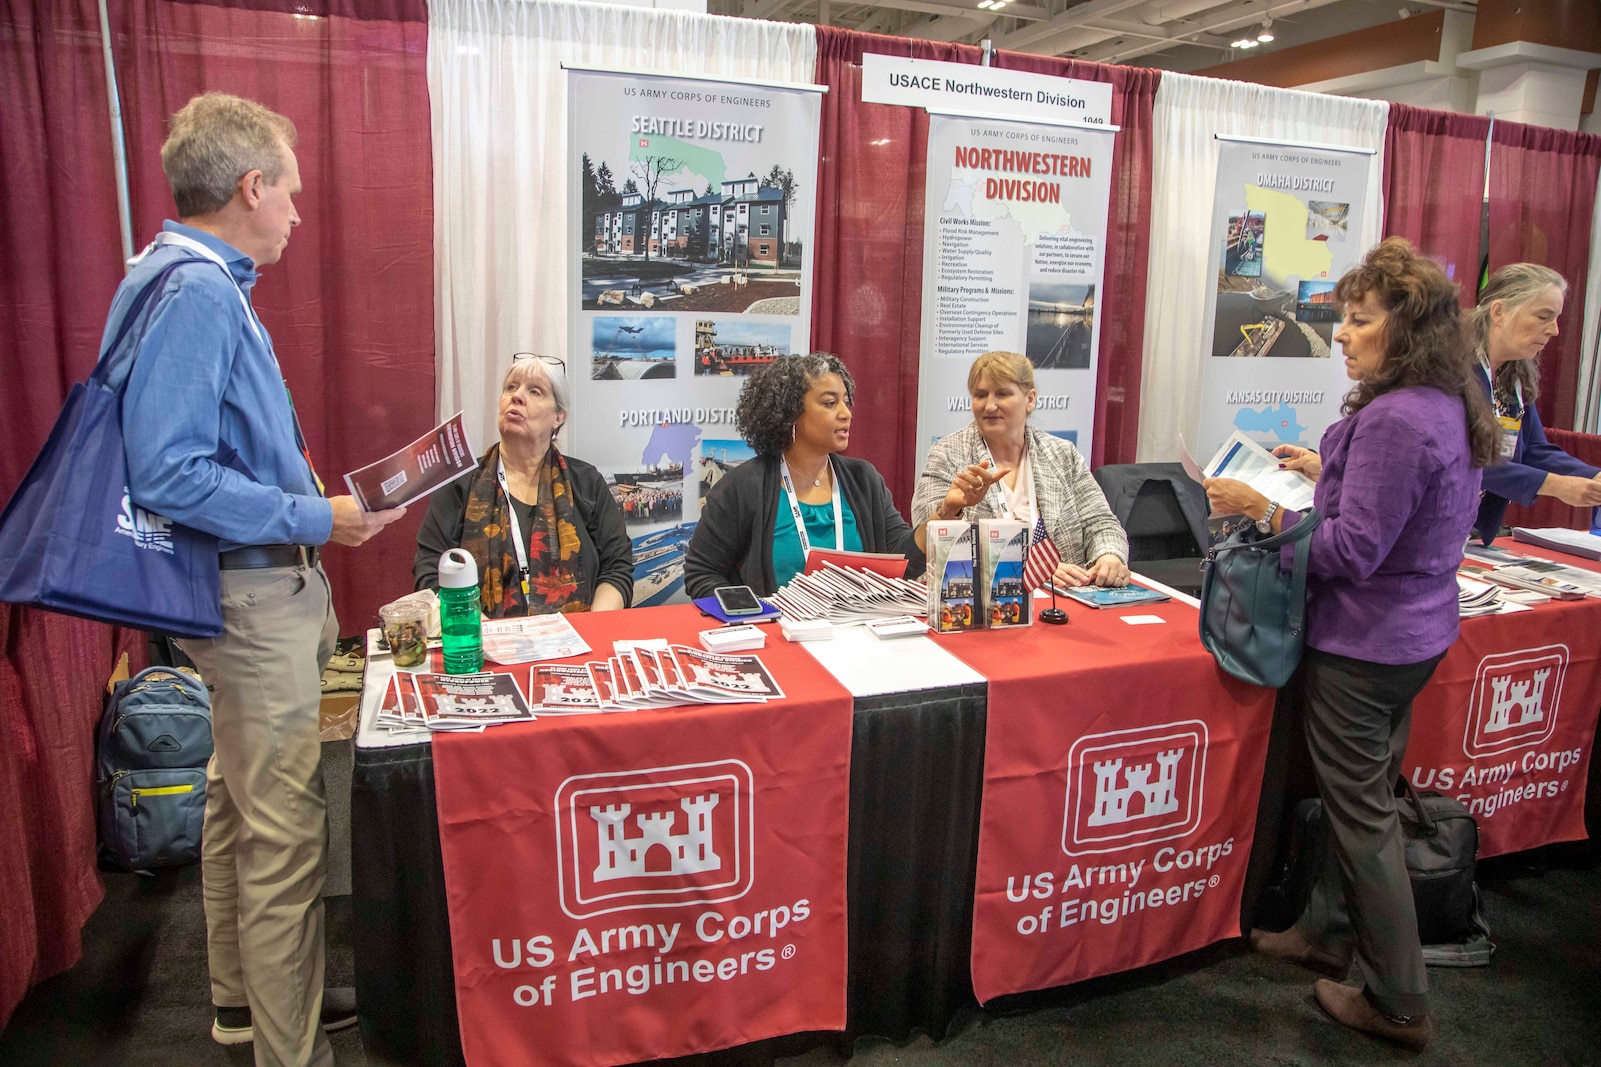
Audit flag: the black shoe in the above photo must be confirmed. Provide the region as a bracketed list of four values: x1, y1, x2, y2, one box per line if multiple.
[210, 987, 359, 1046]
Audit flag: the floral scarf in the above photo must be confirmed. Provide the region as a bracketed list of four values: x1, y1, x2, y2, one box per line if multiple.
[460, 443, 586, 617]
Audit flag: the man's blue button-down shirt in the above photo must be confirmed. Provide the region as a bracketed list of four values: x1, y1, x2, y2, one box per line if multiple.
[118, 221, 333, 552]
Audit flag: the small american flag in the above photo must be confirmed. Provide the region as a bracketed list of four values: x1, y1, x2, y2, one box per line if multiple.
[1021, 512, 1061, 592]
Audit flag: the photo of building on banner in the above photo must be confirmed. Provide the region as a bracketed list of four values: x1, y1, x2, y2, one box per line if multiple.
[1194, 136, 1374, 457]
[915, 114, 1116, 464]
[566, 67, 823, 606]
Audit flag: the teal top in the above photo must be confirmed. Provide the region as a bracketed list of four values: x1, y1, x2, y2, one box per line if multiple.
[771, 494, 863, 587]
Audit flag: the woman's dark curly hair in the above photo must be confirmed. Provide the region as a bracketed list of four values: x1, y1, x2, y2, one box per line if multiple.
[1334, 237, 1499, 469]
[736, 352, 855, 458]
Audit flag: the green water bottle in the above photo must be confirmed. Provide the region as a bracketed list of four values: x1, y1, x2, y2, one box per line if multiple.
[437, 548, 484, 674]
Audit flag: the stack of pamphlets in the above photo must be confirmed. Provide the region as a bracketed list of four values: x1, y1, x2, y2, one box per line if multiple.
[1461, 544, 1601, 601]
[1511, 527, 1601, 561]
[528, 641, 785, 712]
[1455, 573, 1526, 617]
[481, 614, 591, 665]
[768, 562, 927, 624]
[376, 671, 536, 733]
[375, 643, 786, 729]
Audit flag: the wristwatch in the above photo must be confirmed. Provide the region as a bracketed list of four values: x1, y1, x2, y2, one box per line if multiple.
[1256, 501, 1280, 534]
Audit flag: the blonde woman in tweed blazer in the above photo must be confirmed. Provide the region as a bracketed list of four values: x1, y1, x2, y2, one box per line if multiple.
[911, 351, 1129, 587]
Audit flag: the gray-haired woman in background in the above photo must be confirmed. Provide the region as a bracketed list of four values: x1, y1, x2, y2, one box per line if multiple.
[1471, 263, 1601, 542]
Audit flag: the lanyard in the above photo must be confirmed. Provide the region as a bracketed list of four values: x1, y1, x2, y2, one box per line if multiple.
[1478, 356, 1523, 419]
[140, 232, 264, 344]
[778, 456, 842, 556]
[497, 459, 533, 597]
[981, 440, 1035, 524]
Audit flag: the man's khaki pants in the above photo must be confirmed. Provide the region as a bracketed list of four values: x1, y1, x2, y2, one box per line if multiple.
[180, 563, 339, 1067]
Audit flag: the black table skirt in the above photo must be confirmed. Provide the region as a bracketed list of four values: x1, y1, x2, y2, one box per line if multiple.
[351, 683, 990, 1067]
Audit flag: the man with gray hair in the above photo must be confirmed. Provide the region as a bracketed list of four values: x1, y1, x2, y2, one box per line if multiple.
[115, 92, 404, 1066]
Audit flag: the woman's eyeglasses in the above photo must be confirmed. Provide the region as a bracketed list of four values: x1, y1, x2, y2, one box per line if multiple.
[512, 352, 566, 372]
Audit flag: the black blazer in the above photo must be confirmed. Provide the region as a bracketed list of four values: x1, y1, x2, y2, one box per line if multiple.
[684, 454, 924, 599]
[413, 453, 634, 608]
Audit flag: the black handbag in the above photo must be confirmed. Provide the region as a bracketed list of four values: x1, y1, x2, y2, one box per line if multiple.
[1268, 781, 1493, 964]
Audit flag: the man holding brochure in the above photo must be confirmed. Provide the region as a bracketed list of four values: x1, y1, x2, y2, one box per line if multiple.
[118, 93, 404, 1065]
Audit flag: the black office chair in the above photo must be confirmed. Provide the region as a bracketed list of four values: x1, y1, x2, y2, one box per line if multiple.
[1092, 462, 1208, 597]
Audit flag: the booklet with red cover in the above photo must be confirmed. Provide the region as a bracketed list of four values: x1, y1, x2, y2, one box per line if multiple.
[343, 411, 477, 512]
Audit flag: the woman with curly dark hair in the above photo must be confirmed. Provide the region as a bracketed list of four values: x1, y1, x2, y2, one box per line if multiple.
[1204, 238, 1498, 1051]
[684, 352, 923, 598]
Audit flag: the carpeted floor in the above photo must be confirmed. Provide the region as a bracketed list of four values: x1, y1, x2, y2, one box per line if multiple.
[2, 843, 1597, 1066]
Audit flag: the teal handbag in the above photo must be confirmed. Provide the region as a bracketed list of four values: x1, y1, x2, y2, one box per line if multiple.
[1198, 509, 1322, 688]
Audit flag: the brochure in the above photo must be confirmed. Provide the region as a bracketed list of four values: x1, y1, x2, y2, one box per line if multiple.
[482, 614, 591, 665]
[411, 672, 535, 728]
[343, 411, 477, 512]
[528, 664, 601, 712]
[1197, 430, 1315, 513]
[1056, 582, 1172, 609]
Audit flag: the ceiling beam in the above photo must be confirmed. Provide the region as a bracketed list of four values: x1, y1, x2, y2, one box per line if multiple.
[1068, 0, 1351, 62]
[860, 0, 1050, 23]
[996, 0, 1152, 52]
[741, 0, 798, 20]
[903, 12, 1000, 41]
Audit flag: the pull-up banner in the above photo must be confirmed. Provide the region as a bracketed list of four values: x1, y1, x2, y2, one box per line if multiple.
[433, 633, 853, 1067]
[1197, 135, 1374, 458]
[565, 67, 823, 606]
[915, 113, 1116, 464]
[940, 600, 1276, 1002]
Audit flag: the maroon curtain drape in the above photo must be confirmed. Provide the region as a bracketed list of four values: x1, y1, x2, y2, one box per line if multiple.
[111, 0, 436, 634]
[1486, 121, 1601, 432]
[1381, 103, 1489, 306]
[811, 28, 1158, 508]
[0, 0, 153, 1028]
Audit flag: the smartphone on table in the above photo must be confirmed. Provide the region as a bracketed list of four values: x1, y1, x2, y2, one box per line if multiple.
[713, 585, 764, 616]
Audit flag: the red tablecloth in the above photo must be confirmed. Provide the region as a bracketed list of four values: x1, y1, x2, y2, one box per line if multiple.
[430, 605, 851, 1067]
[936, 596, 1276, 1003]
[1404, 540, 1601, 857]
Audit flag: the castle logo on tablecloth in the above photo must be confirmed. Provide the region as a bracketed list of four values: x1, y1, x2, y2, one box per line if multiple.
[1465, 645, 1567, 759]
[556, 760, 753, 918]
[592, 795, 722, 881]
[1063, 722, 1207, 856]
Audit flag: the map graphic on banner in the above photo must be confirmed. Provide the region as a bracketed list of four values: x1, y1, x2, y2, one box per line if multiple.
[567, 68, 823, 605]
[916, 115, 1115, 464]
[1196, 137, 1373, 457]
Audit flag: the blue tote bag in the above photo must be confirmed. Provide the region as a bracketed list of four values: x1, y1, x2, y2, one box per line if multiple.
[0, 262, 232, 637]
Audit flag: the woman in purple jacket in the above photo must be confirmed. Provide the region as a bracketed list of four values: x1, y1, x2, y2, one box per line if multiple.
[1205, 239, 1500, 1051]
[1470, 263, 1601, 541]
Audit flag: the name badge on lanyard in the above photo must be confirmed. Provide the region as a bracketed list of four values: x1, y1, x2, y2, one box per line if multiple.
[1481, 357, 1523, 460]
[982, 444, 1035, 524]
[779, 457, 842, 558]
[1497, 415, 1522, 459]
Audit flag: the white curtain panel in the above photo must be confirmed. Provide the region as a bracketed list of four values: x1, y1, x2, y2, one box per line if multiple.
[428, 0, 817, 447]
[1136, 72, 1388, 463]
[1577, 166, 1601, 434]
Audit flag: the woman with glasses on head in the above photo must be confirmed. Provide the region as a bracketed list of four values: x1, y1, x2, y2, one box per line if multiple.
[684, 352, 923, 599]
[1469, 263, 1601, 542]
[414, 353, 633, 613]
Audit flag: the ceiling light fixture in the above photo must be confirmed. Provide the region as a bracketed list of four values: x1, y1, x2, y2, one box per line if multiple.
[990, 1, 1006, 9]
[1257, 17, 1274, 42]
[977, 0, 993, 7]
